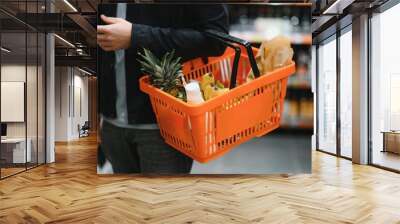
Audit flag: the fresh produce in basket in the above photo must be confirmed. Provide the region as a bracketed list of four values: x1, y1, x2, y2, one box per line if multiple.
[200, 73, 229, 100]
[199, 73, 215, 91]
[247, 36, 294, 82]
[138, 48, 187, 102]
[138, 48, 229, 103]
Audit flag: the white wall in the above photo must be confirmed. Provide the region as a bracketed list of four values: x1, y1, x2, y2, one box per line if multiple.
[72, 73, 89, 138]
[1, 65, 26, 141]
[1, 65, 39, 138]
[1, 64, 46, 164]
[55, 66, 69, 141]
[54, 67, 89, 141]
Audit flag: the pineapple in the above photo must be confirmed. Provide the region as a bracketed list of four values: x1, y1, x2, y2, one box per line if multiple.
[138, 48, 187, 101]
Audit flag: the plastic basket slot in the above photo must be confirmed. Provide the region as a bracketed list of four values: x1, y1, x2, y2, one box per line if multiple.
[218, 60, 225, 83]
[209, 64, 214, 73]
[241, 60, 248, 82]
[204, 66, 209, 75]
[213, 63, 218, 74]
[223, 82, 274, 134]
[216, 121, 270, 151]
[162, 129, 193, 153]
[150, 97, 159, 116]
[203, 111, 218, 157]
[213, 63, 221, 81]
[211, 111, 217, 155]
[226, 57, 232, 83]
[187, 71, 193, 80]
[187, 70, 195, 81]
[195, 68, 201, 78]
[153, 99, 194, 149]
[195, 70, 200, 79]
[227, 58, 233, 83]
[221, 58, 229, 83]
[185, 60, 224, 83]
[278, 81, 282, 98]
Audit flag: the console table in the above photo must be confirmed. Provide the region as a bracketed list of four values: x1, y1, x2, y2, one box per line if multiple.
[1, 138, 32, 164]
[382, 131, 400, 154]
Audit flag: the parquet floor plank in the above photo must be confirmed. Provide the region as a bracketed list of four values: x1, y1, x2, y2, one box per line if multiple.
[0, 135, 400, 223]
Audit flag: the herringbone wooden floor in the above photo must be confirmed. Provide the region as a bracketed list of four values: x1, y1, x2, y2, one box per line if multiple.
[1, 135, 400, 224]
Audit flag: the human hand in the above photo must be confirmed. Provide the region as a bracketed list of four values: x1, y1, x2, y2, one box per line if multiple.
[97, 15, 132, 51]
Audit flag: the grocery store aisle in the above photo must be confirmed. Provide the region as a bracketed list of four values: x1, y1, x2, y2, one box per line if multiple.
[191, 133, 311, 174]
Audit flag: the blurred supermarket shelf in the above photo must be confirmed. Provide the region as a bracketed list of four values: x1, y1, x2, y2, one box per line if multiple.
[230, 31, 312, 45]
[228, 8, 313, 132]
[281, 87, 313, 130]
[287, 84, 311, 90]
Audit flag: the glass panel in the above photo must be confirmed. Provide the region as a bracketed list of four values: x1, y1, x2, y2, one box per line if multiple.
[340, 28, 352, 158]
[38, 32, 45, 165]
[26, 0, 40, 169]
[27, 31, 38, 169]
[317, 36, 337, 154]
[0, 1, 46, 178]
[1, 31, 28, 177]
[371, 4, 400, 171]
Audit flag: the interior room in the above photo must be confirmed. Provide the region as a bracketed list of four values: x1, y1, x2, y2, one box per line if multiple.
[370, 3, 400, 171]
[313, 0, 400, 172]
[0, 0, 400, 223]
[0, 14, 46, 178]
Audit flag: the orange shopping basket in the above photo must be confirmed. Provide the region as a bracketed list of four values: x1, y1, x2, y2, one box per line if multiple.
[139, 30, 296, 163]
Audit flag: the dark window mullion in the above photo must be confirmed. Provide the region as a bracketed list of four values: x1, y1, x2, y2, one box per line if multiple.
[367, 10, 373, 165]
[316, 44, 320, 151]
[336, 24, 341, 157]
[25, 0, 28, 171]
[44, 0, 48, 164]
[0, 21, 2, 179]
[36, 0, 39, 167]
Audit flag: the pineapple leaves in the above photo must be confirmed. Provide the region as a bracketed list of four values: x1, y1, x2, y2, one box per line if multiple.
[137, 48, 186, 101]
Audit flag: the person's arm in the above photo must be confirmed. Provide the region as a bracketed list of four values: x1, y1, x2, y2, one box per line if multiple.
[97, 5, 229, 61]
[130, 5, 229, 61]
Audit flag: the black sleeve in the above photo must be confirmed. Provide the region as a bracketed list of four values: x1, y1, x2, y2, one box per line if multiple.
[129, 5, 229, 61]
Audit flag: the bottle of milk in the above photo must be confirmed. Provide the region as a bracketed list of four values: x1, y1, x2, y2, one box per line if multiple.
[184, 81, 204, 130]
[185, 81, 204, 104]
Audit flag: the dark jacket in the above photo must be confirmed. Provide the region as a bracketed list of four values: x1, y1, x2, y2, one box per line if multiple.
[98, 4, 229, 124]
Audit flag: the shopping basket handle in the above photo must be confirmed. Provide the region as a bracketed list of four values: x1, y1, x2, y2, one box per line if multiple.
[204, 30, 261, 79]
[204, 33, 241, 89]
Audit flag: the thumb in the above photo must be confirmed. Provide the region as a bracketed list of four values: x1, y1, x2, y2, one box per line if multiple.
[101, 14, 120, 24]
